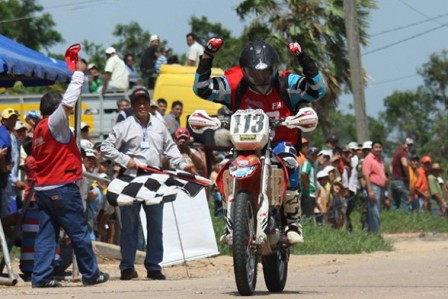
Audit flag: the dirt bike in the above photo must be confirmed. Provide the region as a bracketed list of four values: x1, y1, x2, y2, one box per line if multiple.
[188, 107, 318, 296]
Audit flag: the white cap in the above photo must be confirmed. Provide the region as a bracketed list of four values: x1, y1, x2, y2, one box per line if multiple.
[105, 47, 116, 54]
[323, 165, 336, 174]
[318, 149, 332, 157]
[362, 141, 372, 149]
[80, 122, 90, 130]
[347, 141, 359, 150]
[149, 34, 159, 42]
[85, 149, 96, 158]
[87, 63, 96, 70]
[80, 139, 94, 150]
[14, 121, 27, 131]
[316, 170, 328, 179]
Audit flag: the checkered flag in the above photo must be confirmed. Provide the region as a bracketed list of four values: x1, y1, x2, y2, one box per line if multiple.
[106, 172, 204, 207]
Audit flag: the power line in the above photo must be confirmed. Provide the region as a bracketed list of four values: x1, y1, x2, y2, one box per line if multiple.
[362, 22, 448, 56]
[399, 0, 445, 26]
[0, 0, 109, 25]
[370, 11, 448, 37]
[370, 74, 419, 86]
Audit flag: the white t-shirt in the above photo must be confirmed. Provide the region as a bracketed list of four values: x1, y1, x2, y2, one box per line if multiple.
[105, 54, 129, 91]
[187, 41, 204, 66]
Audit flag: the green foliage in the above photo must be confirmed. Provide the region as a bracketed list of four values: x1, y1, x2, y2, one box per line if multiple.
[0, 0, 63, 51]
[381, 210, 448, 234]
[418, 50, 448, 110]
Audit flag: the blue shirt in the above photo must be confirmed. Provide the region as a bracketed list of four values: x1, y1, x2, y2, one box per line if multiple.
[0, 125, 12, 164]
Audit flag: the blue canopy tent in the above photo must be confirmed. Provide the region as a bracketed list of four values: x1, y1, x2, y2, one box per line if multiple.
[0, 34, 72, 87]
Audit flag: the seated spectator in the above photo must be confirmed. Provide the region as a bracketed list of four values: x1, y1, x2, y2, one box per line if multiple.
[124, 54, 140, 89]
[88, 64, 103, 93]
[102, 47, 129, 94]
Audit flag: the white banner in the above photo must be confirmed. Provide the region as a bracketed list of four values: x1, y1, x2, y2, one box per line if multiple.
[140, 188, 220, 266]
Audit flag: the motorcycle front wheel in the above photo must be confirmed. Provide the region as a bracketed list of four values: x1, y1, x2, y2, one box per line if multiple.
[232, 191, 257, 296]
[262, 247, 289, 292]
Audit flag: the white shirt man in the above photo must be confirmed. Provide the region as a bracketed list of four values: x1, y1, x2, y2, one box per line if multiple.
[186, 33, 204, 66]
[103, 47, 129, 93]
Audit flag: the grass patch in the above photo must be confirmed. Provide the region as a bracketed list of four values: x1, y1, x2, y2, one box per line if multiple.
[210, 202, 448, 256]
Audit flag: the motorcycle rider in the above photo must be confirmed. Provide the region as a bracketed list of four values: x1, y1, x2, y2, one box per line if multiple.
[193, 38, 326, 245]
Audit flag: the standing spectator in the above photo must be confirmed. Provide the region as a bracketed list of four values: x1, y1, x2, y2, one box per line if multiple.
[300, 146, 318, 219]
[185, 32, 204, 66]
[427, 163, 447, 216]
[140, 34, 160, 89]
[415, 155, 431, 212]
[100, 87, 195, 281]
[156, 98, 168, 116]
[102, 47, 129, 94]
[87, 64, 103, 93]
[408, 154, 420, 212]
[9, 121, 28, 212]
[80, 122, 93, 141]
[172, 128, 204, 174]
[31, 60, 108, 287]
[389, 138, 413, 211]
[362, 141, 387, 233]
[358, 140, 372, 229]
[322, 135, 338, 152]
[315, 170, 330, 224]
[155, 47, 170, 75]
[297, 137, 309, 167]
[116, 98, 133, 124]
[164, 100, 183, 136]
[124, 54, 140, 89]
[0, 108, 18, 217]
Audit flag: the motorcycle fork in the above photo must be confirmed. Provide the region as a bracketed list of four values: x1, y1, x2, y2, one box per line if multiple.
[255, 149, 272, 246]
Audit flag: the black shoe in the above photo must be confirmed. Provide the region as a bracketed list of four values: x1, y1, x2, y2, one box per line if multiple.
[83, 272, 109, 286]
[120, 269, 138, 280]
[147, 270, 166, 280]
[32, 280, 62, 288]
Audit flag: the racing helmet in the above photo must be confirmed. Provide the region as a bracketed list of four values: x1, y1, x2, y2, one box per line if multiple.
[239, 40, 279, 94]
[40, 92, 62, 116]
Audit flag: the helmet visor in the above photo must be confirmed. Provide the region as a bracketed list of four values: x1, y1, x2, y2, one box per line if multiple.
[243, 67, 275, 87]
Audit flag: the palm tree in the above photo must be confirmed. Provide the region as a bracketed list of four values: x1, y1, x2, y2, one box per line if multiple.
[235, 0, 376, 135]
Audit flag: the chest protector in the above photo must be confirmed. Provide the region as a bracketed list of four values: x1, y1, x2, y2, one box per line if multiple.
[33, 117, 82, 187]
[225, 66, 300, 146]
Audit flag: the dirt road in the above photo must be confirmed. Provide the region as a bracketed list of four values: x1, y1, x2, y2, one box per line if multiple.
[2, 234, 448, 298]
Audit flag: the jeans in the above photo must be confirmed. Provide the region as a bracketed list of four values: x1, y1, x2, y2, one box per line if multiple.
[119, 202, 164, 272]
[390, 179, 411, 211]
[32, 184, 99, 285]
[367, 184, 383, 233]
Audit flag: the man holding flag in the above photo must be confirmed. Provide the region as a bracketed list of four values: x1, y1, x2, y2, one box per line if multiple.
[101, 87, 195, 281]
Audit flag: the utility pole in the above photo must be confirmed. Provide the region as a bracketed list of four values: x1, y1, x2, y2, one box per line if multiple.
[343, 0, 369, 142]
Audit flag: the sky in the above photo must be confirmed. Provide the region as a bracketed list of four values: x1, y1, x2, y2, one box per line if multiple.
[36, 0, 448, 118]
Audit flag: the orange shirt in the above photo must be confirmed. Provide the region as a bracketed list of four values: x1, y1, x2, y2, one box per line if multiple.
[415, 167, 429, 197]
[409, 166, 419, 196]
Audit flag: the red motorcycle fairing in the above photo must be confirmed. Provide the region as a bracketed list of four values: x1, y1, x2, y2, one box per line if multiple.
[216, 154, 289, 207]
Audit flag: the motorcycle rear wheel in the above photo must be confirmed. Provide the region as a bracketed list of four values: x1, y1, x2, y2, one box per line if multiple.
[232, 191, 257, 296]
[262, 247, 289, 292]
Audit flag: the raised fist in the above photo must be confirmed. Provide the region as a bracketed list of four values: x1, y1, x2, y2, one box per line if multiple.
[288, 42, 302, 56]
[204, 38, 224, 57]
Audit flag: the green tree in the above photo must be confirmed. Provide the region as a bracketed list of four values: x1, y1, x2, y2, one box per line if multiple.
[235, 0, 376, 135]
[378, 88, 436, 156]
[0, 0, 63, 51]
[418, 50, 448, 110]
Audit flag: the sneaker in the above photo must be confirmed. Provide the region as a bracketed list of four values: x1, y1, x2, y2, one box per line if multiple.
[120, 269, 138, 280]
[83, 272, 109, 286]
[147, 270, 166, 280]
[286, 224, 304, 245]
[32, 280, 62, 288]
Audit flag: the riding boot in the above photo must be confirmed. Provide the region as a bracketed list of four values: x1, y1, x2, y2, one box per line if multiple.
[283, 190, 304, 244]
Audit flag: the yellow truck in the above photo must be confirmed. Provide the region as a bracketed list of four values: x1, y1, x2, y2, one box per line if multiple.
[153, 64, 224, 127]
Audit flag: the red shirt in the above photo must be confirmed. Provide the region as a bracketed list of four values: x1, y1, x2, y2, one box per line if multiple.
[33, 117, 82, 187]
[363, 152, 387, 188]
[391, 147, 408, 180]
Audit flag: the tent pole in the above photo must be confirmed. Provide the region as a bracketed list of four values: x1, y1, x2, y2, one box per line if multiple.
[170, 202, 190, 278]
